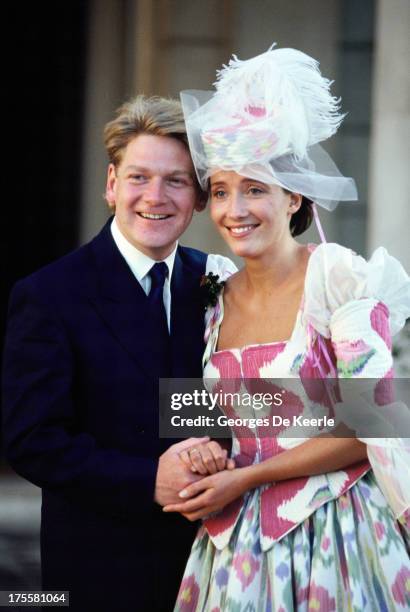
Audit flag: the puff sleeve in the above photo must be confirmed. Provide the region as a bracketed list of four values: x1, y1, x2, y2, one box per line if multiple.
[303, 243, 410, 518]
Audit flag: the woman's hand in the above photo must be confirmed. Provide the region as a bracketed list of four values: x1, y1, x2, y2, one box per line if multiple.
[179, 440, 235, 475]
[162, 467, 248, 521]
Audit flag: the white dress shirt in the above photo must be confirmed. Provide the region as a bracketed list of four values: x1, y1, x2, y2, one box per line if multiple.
[111, 217, 176, 331]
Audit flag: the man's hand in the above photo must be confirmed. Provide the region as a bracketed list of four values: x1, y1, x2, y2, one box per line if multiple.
[154, 437, 209, 506]
[178, 440, 235, 475]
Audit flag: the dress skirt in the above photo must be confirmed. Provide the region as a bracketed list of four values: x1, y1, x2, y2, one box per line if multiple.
[174, 471, 410, 611]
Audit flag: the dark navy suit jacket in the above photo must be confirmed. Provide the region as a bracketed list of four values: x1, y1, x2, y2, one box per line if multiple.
[2, 220, 207, 611]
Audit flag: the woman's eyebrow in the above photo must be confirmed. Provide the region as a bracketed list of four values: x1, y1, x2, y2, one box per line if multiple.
[241, 178, 265, 186]
[211, 181, 226, 188]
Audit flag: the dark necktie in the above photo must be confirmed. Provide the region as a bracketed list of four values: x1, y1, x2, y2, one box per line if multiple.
[148, 262, 170, 376]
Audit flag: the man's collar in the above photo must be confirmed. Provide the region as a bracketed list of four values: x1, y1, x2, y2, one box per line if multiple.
[110, 216, 177, 281]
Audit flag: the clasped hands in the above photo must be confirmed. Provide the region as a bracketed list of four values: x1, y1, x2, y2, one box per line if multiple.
[155, 437, 246, 521]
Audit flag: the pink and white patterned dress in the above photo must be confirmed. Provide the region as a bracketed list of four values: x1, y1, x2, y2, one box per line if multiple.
[175, 243, 410, 612]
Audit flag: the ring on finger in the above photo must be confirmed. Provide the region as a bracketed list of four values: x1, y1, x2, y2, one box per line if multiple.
[189, 448, 200, 455]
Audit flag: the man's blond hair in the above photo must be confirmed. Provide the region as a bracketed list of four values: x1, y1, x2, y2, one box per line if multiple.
[104, 95, 189, 167]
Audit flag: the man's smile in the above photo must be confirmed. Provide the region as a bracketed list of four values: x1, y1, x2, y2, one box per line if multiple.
[137, 212, 172, 220]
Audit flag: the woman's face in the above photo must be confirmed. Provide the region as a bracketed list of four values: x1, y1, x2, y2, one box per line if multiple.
[210, 171, 298, 259]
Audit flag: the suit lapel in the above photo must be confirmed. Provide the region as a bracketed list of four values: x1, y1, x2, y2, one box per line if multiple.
[88, 220, 159, 378]
[170, 248, 206, 378]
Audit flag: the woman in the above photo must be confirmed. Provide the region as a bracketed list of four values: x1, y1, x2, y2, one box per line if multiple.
[167, 46, 410, 610]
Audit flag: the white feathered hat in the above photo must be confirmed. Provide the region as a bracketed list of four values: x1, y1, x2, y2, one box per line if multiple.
[181, 44, 357, 211]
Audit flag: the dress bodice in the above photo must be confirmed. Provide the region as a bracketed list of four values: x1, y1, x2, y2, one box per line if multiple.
[203, 314, 369, 551]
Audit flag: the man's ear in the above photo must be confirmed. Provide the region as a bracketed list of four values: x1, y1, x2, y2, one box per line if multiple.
[105, 164, 117, 208]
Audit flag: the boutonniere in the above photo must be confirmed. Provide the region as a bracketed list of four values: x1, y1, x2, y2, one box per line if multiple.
[200, 272, 225, 308]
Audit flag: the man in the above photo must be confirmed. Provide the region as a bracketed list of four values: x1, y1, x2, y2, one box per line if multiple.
[2, 96, 235, 611]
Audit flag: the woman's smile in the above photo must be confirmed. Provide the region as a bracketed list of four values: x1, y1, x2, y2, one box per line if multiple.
[226, 223, 260, 237]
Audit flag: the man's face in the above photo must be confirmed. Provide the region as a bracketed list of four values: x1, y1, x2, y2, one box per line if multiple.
[106, 134, 202, 260]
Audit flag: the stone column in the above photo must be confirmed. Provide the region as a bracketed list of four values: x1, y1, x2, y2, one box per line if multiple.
[79, 0, 126, 243]
[368, 0, 410, 268]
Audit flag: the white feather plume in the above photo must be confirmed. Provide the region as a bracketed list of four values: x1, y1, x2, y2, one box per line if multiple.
[213, 44, 344, 159]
